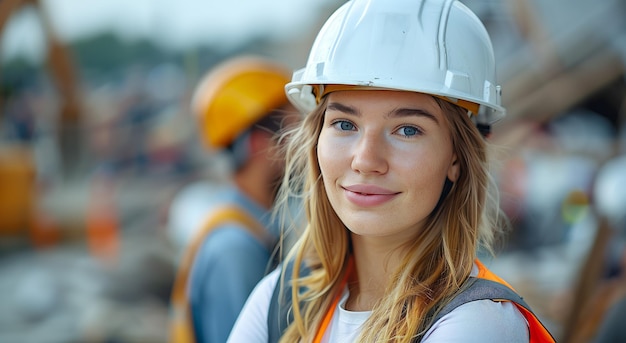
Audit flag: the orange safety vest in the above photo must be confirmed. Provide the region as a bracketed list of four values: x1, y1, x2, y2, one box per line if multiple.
[473, 259, 556, 343]
[169, 205, 272, 343]
[307, 258, 556, 343]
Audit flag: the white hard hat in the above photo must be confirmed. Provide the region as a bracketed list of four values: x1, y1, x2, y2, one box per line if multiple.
[286, 0, 505, 125]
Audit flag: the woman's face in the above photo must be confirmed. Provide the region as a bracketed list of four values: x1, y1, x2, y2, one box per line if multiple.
[317, 90, 459, 241]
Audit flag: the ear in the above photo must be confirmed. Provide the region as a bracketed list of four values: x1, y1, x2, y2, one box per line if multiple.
[447, 153, 460, 183]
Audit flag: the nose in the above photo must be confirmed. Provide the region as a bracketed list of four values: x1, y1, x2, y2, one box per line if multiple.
[351, 131, 389, 175]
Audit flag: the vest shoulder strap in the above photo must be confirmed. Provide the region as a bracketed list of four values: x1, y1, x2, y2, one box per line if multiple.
[169, 205, 269, 343]
[268, 259, 303, 343]
[428, 277, 529, 326]
[471, 260, 556, 343]
[418, 277, 555, 342]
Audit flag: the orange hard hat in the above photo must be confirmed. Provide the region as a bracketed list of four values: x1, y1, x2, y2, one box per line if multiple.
[191, 56, 291, 149]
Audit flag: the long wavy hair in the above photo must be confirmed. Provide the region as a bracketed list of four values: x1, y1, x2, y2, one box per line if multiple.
[274, 94, 504, 342]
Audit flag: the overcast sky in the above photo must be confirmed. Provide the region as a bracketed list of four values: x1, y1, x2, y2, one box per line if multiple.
[1, 0, 339, 63]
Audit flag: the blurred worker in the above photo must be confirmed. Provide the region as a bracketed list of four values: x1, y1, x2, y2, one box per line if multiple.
[168, 55, 297, 343]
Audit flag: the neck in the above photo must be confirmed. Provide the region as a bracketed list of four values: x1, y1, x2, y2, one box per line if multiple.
[345, 234, 406, 311]
[234, 162, 273, 209]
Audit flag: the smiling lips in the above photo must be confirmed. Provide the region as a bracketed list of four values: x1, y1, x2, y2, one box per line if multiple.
[342, 184, 400, 207]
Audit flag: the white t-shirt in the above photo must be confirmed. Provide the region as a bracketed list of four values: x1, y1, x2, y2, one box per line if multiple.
[227, 264, 529, 342]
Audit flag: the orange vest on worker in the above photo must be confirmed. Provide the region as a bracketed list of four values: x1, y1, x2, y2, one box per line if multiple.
[268, 258, 556, 343]
[472, 259, 556, 342]
[169, 206, 271, 343]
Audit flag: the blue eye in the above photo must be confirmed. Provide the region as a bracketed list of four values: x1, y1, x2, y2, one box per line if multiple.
[333, 120, 356, 131]
[399, 126, 420, 136]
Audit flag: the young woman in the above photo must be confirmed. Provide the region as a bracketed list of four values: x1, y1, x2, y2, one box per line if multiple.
[228, 0, 556, 342]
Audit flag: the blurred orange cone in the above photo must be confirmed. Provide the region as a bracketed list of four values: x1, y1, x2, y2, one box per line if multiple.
[29, 204, 61, 248]
[86, 176, 120, 266]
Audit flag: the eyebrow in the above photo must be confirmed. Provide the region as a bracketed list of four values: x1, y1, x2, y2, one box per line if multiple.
[327, 102, 439, 124]
[387, 108, 439, 124]
[327, 102, 358, 115]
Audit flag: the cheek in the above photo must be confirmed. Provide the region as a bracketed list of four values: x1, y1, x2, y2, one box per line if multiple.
[393, 145, 440, 174]
[317, 130, 345, 179]
[401, 149, 452, 196]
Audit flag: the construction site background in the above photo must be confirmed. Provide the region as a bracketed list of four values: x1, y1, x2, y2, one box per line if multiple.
[1, 0, 625, 342]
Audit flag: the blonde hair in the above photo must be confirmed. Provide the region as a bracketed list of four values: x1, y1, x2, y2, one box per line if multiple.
[274, 95, 504, 342]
